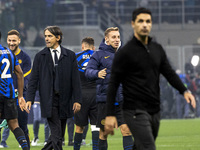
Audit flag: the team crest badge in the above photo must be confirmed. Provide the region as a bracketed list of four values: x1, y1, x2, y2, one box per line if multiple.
[18, 59, 22, 64]
[101, 119, 105, 125]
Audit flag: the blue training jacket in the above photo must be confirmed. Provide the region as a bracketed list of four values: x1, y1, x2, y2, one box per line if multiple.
[85, 39, 123, 103]
[13, 49, 31, 98]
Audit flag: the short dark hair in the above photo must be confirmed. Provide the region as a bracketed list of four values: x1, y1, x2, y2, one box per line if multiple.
[132, 7, 152, 22]
[44, 26, 63, 44]
[7, 29, 20, 38]
[82, 37, 94, 46]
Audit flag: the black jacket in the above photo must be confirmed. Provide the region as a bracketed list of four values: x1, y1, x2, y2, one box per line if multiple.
[26, 46, 82, 119]
[107, 36, 187, 115]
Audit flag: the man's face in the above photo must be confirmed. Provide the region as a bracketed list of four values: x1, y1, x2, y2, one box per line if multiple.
[44, 30, 60, 49]
[7, 35, 20, 53]
[131, 13, 152, 38]
[105, 31, 120, 50]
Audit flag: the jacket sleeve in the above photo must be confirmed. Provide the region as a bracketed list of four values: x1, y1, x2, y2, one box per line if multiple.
[71, 52, 82, 104]
[106, 50, 126, 116]
[26, 53, 39, 104]
[160, 46, 187, 94]
[85, 52, 100, 80]
[22, 53, 32, 91]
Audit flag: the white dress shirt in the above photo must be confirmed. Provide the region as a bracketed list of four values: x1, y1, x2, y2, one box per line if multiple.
[50, 46, 61, 65]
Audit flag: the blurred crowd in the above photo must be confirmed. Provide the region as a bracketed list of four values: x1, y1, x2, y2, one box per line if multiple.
[0, 0, 200, 47]
[0, 0, 200, 30]
[160, 64, 200, 119]
[0, 0, 55, 39]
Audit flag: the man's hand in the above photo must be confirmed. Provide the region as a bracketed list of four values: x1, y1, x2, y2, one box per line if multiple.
[98, 68, 107, 79]
[26, 101, 32, 111]
[18, 97, 29, 113]
[184, 91, 196, 108]
[73, 102, 81, 114]
[104, 116, 118, 136]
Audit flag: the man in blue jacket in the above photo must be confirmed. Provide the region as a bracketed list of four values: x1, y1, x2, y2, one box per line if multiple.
[85, 27, 133, 150]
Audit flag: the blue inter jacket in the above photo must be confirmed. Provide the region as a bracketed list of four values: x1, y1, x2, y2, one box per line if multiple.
[13, 49, 31, 98]
[85, 39, 123, 103]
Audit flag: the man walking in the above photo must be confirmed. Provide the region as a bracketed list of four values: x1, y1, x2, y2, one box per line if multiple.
[104, 7, 196, 150]
[26, 26, 82, 150]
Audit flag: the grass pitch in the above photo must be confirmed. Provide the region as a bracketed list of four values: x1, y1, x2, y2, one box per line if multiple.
[2, 118, 200, 150]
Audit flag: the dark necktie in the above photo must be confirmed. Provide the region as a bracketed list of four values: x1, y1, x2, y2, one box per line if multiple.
[53, 50, 59, 93]
[53, 50, 58, 66]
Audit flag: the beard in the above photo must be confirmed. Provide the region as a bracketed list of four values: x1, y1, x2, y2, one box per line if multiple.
[9, 45, 18, 53]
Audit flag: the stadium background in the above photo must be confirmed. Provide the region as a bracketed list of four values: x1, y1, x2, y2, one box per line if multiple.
[0, 0, 200, 122]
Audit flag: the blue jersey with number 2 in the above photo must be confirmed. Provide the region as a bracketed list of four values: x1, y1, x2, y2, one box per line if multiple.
[0, 44, 19, 98]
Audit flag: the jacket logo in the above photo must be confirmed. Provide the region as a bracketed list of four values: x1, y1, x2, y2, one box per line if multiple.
[104, 56, 110, 59]
[18, 59, 22, 64]
[101, 119, 105, 125]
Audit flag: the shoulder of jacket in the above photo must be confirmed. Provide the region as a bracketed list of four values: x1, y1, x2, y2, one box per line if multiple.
[61, 46, 75, 56]
[21, 50, 31, 58]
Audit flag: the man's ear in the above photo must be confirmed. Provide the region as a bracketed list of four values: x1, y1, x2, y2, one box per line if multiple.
[56, 35, 61, 42]
[92, 46, 95, 50]
[131, 21, 135, 29]
[81, 43, 84, 51]
[105, 36, 109, 43]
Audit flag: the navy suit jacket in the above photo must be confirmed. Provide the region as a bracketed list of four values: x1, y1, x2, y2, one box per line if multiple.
[26, 46, 82, 118]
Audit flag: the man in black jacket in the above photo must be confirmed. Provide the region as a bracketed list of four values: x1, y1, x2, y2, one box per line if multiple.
[26, 26, 82, 150]
[104, 8, 196, 150]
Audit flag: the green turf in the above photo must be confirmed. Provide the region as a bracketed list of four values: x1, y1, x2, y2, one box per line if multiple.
[2, 118, 200, 150]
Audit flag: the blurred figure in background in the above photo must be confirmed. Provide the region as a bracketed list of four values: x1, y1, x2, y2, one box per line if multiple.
[31, 91, 50, 146]
[33, 30, 45, 47]
[17, 22, 27, 47]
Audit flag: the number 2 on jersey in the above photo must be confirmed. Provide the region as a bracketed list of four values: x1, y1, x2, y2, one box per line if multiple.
[1, 58, 11, 78]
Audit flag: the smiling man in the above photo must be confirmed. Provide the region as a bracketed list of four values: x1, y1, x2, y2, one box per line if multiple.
[85, 27, 133, 150]
[26, 26, 82, 150]
[0, 29, 31, 148]
[104, 7, 196, 150]
[0, 30, 29, 150]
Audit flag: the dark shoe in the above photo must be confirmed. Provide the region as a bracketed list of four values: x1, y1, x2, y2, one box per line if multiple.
[68, 141, 74, 146]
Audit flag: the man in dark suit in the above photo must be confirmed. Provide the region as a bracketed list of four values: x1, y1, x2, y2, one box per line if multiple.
[26, 26, 82, 150]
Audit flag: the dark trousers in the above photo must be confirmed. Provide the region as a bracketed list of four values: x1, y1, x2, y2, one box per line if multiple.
[42, 106, 62, 150]
[67, 117, 74, 142]
[60, 119, 67, 143]
[60, 117, 74, 143]
[123, 109, 160, 150]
